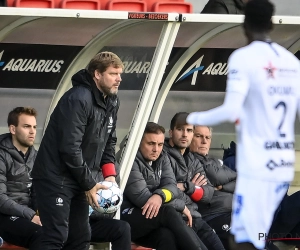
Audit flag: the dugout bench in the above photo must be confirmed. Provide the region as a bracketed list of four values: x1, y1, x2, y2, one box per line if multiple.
[0, 242, 152, 250]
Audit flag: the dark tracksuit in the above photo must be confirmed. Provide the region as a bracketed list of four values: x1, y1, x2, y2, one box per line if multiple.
[194, 153, 237, 250]
[0, 133, 42, 250]
[268, 191, 300, 247]
[32, 69, 119, 250]
[121, 151, 204, 250]
[201, 0, 244, 14]
[89, 166, 131, 250]
[163, 141, 225, 250]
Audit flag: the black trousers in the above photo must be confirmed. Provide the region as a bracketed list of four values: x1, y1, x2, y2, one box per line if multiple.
[90, 218, 131, 250]
[205, 213, 232, 250]
[33, 179, 90, 250]
[193, 217, 225, 250]
[121, 205, 204, 250]
[269, 191, 300, 246]
[0, 213, 42, 250]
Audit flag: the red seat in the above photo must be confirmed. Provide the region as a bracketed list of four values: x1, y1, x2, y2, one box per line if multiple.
[0, 242, 27, 250]
[145, 0, 183, 12]
[14, 0, 54, 7]
[106, 0, 146, 11]
[152, 1, 192, 13]
[60, 0, 100, 9]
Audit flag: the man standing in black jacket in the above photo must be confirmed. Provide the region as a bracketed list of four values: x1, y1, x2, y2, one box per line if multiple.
[190, 125, 237, 249]
[32, 52, 123, 250]
[0, 107, 42, 250]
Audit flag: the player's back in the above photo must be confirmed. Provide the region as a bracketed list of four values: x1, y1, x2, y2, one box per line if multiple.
[230, 41, 300, 181]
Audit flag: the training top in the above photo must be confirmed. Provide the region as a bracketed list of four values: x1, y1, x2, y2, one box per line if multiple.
[187, 41, 300, 182]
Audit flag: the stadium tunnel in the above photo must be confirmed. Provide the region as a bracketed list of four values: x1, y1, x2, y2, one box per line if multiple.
[0, 9, 300, 191]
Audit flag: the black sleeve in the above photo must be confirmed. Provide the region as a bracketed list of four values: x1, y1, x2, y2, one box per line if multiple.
[191, 158, 214, 203]
[100, 100, 119, 167]
[203, 158, 237, 193]
[154, 155, 179, 200]
[124, 160, 154, 208]
[201, 0, 229, 14]
[57, 95, 96, 191]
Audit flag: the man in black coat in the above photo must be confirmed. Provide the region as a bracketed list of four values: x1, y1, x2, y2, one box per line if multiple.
[189, 125, 236, 250]
[0, 107, 42, 250]
[32, 52, 122, 250]
[121, 122, 204, 250]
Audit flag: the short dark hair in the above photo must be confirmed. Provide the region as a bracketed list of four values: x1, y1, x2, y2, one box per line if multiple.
[144, 122, 165, 135]
[87, 51, 124, 77]
[244, 0, 274, 32]
[170, 112, 189, 130]
[7, 107, 37, 127]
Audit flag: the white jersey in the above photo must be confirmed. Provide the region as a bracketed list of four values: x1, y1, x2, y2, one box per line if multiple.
[188, 41, 300, 182]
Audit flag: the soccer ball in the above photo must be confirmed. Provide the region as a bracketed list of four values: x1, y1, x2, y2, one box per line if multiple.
[94, 181, 123, 214]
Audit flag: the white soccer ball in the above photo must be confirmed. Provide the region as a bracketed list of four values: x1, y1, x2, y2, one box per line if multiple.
[94, 181, 123, 214]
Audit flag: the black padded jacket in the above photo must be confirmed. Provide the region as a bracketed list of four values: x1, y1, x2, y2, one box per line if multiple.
[201, 0, 244, 14]
[194, 153, 236, 193]
[121, 151, 184, 213]
[0, 133, 37, 220]
[32, 69, 119, 191]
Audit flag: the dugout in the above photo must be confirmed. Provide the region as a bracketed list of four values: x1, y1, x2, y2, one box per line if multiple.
[0, 9, 300, 190]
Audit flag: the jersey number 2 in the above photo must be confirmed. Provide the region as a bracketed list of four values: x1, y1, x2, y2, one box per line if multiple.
[275, 101, 286, 138]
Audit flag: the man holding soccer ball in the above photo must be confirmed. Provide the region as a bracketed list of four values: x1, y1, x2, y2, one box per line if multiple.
[32, 52, 124, 250]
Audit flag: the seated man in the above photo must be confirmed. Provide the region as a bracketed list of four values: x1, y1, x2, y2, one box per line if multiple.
[121, 122, 204, 250]
[89, 164, 131, 250]
[0, 107, 42, 250]
[164, 113, 233, 250]
[190, 125, 236, 193]
[189, 125, 236, 249]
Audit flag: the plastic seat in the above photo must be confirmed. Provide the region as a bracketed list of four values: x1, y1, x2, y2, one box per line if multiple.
[60, 0, 100, 9]
[14, 0, 54, 7]
[145, 0, 183, 12]
[106, 0, 146, 11]
[0, 241, 27, 249]
[152, 1, 192, 13]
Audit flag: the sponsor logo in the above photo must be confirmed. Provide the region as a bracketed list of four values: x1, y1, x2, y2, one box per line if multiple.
[268, 86, 295, 96]
[234, 195, 243, 215]
[222, 224, 231, 232]
[10, 216, 19, 221]
[56, 197, 64, 206]
[264, 62, 277, 79]
[0, 50, 64, 73]
[264, 141, 294, 150]
[122, 208, 134, 215]
[266, 160, 294, 170]
[176, 55, 228, 85]
[107, 116, 113, 133]
[0, 51, 4, 66]
[122, 60, 151, 74]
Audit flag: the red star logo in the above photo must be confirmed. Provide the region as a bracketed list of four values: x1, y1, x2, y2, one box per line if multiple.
[264, 62, 277, 79]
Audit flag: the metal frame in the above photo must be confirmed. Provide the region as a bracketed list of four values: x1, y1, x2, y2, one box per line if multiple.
[119, 21, 180, 190]
[150, 23, 239, 122]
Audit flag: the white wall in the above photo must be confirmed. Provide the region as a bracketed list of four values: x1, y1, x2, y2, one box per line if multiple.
[189, 0, 300, 15]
